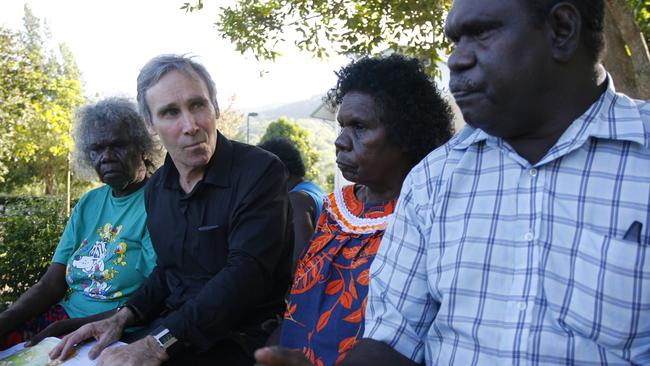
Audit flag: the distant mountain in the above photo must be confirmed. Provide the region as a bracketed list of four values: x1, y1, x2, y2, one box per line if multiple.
[254, 94, 326, 120]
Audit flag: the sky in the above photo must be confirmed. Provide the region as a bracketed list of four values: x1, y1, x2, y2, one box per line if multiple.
[0, 0, 352, 111]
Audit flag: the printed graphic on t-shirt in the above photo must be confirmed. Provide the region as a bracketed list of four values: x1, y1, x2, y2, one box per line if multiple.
[66, 223, 128, 300]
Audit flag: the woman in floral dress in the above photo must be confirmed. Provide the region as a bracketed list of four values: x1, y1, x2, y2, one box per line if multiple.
[256, 55, 454, 366]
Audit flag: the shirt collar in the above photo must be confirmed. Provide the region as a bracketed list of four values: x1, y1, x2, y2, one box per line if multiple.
[451, 74, 648, 153]
[161, 131, 233, 189]
[450, 125, 488, 150]
[585, 76, 647, 146]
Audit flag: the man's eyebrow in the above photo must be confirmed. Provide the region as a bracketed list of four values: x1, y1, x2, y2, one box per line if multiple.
[155, 102, 178, 114]
[187, 95, 209, 104]
[446, 18, 502, 41]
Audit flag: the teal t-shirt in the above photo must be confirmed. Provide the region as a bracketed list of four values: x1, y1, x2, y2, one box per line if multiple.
[52, 185, 156, 319]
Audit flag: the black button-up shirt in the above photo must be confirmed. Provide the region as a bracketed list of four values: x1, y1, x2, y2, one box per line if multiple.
[127, 132, 293, 352]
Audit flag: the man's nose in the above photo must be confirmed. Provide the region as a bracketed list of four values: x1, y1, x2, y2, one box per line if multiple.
[447, 40, 476, 72]
[181, 111, 199, 135]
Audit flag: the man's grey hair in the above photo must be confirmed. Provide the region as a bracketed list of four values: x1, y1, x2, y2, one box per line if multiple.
[136, 54, 219, 123]
[73, 97, 162, 180]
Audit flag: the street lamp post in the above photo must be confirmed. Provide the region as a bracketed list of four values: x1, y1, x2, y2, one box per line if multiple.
[246, 112, 258, 144]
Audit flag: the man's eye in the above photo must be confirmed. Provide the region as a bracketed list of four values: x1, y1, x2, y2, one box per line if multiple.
[474, 28, 495, 41]
[163, 109, 179, 117]
[191, 101, 205, 110]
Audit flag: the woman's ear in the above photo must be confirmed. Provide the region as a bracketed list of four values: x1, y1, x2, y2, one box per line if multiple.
[145, 120, 158, 136]
[546, 2, 582, 62]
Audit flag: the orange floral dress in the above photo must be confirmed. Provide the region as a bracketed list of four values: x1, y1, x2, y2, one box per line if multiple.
[279, 184, 396, 366]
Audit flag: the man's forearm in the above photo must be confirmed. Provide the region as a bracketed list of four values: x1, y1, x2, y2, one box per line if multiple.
[160, 254, 276, 351]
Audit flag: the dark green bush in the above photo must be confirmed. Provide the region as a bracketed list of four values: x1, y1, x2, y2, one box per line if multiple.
[0, 196, 69, 304]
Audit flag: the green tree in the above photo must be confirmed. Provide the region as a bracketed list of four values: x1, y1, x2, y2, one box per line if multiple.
[605, 0, 650, 98]
[0, 5, 85, 195]
[260, 117, 321, 182]
[184, 0, 650, 98]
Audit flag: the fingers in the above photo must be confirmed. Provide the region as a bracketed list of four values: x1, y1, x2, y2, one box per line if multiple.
[95, 346, 117, 366]
[49, 325, 94, 361]
[49, 331, 77, 360]
[28, 320, 67, 346]
[89, 332, 115, 360]
[26, 329, 49, 347]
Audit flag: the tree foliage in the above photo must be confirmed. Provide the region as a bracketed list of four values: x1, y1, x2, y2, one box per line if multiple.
[260, 117, 320, 181]
[0, 6, 85, 195]
[186, 0, 650, 97]
[628, 0, 650, 45]
[186, 0, 450, 76]
[606, 0, 650, 98]
[0, 195, 68, 304]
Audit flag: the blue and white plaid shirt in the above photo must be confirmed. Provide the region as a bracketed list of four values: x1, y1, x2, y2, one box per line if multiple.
[364, 78, 650, 365]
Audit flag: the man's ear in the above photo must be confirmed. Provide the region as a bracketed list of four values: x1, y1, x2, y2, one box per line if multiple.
[547, 2, 582, 62]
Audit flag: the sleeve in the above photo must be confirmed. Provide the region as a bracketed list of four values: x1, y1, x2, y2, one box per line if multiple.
[51, 194, 86, 264]
[161, 157, 291, 351]
[126, 182, 171, 321]
[362, 172, 439, 363]
[126, 265, 170, 321]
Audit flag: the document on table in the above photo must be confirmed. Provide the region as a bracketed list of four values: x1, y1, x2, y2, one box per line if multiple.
[0, 337, 126, 365]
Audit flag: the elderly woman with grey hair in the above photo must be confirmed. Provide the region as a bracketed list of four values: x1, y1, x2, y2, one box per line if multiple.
[0, 97, 159, 350]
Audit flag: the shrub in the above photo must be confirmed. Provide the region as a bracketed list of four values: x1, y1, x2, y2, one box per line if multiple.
[0, 196, 69, 305]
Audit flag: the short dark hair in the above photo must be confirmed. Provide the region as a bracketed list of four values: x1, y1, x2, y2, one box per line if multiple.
[74, 97, 162, 178]
[258, 137, 306, 178]
[326, 54, 454, 168]
[136, 54, 219, 123]
[526, 0, 605, 61]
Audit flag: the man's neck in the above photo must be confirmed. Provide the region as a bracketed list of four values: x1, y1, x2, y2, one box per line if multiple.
[507, 64, 607, 165]
[177, 166, 206, 194]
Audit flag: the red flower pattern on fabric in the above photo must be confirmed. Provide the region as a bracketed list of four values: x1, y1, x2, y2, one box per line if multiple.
[280, 185, 396, 366]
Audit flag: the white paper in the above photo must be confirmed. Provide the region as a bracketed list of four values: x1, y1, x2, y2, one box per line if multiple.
[0, 337, 126, 366]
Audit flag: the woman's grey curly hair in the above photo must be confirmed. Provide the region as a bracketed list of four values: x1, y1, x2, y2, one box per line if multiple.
[72, 97, 163, 180]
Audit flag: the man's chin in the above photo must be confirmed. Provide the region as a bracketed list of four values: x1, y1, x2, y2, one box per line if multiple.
[462, 112, 503, 135]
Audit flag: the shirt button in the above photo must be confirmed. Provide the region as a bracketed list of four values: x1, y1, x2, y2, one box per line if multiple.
[517, 301, 527, 311]
[529, 168, 538, 177]
[524, 232, 534, 241]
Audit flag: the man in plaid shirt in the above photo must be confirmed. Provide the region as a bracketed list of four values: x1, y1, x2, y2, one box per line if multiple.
[341, 0, 650, 365]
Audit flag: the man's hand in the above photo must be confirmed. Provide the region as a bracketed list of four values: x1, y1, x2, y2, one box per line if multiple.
[95, 337, 168, 366]
[49, 308, 133, 361]
[27, 318, 83, 346]
[254, 346, 312, 366]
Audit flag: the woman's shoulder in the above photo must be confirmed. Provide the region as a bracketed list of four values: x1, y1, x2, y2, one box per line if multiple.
[75, 185, 111, 207]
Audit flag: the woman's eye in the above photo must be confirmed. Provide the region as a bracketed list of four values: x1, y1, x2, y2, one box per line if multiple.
[89, 149, 99, 160]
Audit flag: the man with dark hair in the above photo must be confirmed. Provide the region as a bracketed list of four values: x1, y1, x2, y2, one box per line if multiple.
[51, 55, 293, 365]
[342, 0, 650, 365]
